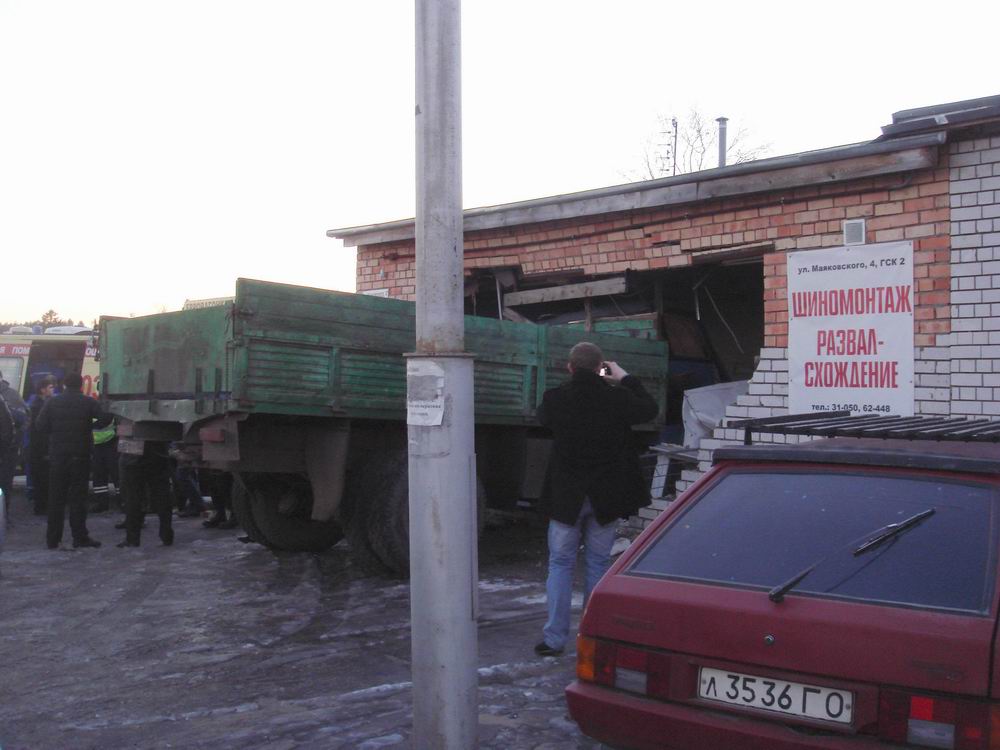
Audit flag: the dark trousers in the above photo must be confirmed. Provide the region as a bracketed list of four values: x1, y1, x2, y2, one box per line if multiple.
[203, 470, 233, 517]
[47, 454, 91, 546]
[30, 455, 49, 515]
[172, 465, 203, 511]
[1, 443, 17, 521]
[92, 439, 119, 489]
[120, 452, 173, 545]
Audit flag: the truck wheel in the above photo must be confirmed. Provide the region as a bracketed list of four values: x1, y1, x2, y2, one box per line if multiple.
[246, 474, 344, 553]
[365, 450, 488, 577]
[231, 474, 269, 546]
[341, 458, 389, 574]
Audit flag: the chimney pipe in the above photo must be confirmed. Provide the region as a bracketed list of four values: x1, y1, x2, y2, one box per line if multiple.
[716, 116, 729, 168]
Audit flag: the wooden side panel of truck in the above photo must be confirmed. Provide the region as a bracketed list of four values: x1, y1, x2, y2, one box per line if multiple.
[100, 278, 669, 573]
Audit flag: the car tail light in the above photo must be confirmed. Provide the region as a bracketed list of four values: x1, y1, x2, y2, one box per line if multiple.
[577, 636, 614, 686]
[879, 689, 1000, 749]
[576, 637, 671, 699]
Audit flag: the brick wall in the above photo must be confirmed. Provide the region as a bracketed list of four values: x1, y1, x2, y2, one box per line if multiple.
[949, 136, 1000, 416]
[357, 168, 951, 355]
[357, 156, 958, 525]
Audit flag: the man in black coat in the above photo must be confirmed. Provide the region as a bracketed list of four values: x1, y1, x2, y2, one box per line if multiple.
[0, 371, 28, 521]
[34, 372, 110, 549]
[117, 442, 174, 548]
[534, 341, 659, 657]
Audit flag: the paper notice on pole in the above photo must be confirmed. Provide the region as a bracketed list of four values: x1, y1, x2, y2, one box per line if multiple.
[407, 359, 446, 426]
[787, 241, 914, 416]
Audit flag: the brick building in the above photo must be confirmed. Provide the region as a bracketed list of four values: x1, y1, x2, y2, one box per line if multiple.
[330, 94, 1000, 524]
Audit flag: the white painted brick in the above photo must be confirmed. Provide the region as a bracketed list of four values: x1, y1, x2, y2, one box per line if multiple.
[917, 400, 950, 415]
[758, 348, 785, 360]
[953, 319, 983, 332]
[916, 374, 950, 387]
[698, 438, 726, 450]
[953, 235, 983, 250]
[951, 151, 982, 167]
[953, 206, 984, 221]
[953, 178, 983, 193]
[952, 373, 983, 386]
[952, 290, 983, 304]
[951, 345, 983, 358]
[921, 347, 952, 360]
[915, 387, 950, 401]
[953, 401, 984, 415]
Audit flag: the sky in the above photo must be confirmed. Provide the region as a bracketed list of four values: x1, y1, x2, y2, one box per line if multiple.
[1, 0, 998, 325]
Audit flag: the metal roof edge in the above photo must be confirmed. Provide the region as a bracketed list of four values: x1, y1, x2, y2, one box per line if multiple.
[891, 94, 1000, 124]
[328, 132, 945, 248]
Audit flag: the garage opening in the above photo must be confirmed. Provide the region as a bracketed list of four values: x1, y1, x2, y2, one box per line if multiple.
[464, 252, 766, 501]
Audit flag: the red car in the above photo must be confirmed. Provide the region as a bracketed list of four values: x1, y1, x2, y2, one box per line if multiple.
[568, 415, 1000, 750]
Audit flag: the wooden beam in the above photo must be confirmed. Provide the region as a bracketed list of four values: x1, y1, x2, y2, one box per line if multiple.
[504, 276, 627, 306]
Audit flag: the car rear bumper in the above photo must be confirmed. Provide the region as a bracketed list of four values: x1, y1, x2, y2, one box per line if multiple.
[566, 681, 897, 750]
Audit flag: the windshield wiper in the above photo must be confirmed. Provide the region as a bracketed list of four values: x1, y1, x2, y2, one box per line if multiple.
[852, 508, 936, 556]
[768, 508, 936, 603]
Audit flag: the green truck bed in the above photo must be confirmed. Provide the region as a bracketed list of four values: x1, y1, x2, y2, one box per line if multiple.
[100, 278, 668, 428]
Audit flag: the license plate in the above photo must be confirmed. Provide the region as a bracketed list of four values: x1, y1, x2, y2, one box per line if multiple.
[698, 667, 853, 724]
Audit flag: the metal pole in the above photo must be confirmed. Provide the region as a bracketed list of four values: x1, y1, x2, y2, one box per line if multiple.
[671, 117, 678, 176]
[716, 116, 729, 168]
[410, 1, 478, 748]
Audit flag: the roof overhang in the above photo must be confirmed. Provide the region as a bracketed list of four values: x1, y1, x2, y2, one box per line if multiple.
[329, 132, 945, 248]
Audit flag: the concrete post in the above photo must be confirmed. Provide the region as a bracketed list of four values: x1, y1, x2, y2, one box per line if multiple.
[409, 0, 478, 748]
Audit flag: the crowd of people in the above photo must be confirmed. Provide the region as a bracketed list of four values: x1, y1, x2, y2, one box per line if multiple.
[0, 369, 236, 549]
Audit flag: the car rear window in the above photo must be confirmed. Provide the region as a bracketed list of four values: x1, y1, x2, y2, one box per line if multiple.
[628, 468, 1000, 615]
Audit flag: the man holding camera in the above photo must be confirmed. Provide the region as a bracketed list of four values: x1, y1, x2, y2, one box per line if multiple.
[534, 341, 658, 657]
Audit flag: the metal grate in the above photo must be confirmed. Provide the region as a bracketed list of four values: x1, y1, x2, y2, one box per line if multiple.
[728, 411, 1000, 445]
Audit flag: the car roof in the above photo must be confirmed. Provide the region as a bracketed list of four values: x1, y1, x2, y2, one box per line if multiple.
[714, 437, 1000, 476]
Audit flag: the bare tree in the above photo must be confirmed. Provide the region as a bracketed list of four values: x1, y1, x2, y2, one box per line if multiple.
[633, 109, 771, 181]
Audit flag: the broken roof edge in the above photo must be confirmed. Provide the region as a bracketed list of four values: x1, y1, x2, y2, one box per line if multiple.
[328, 131, 946, 248]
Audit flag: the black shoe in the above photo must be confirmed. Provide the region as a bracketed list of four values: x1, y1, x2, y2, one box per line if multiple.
[202, 514, 224, 528]
[73, 538, 102, 549]
[116, 540, 140, 548]
[534, 641, 564, 657]
[46, 542, 59, 550]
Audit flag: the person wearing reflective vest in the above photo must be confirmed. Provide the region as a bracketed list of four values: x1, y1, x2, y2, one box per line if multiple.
[90, 417, 118, 512]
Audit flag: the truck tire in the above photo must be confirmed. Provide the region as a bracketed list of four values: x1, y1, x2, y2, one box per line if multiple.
[231, 474, 269, 547]
[341, 457, 389, 574]
[246, 474, 344, 553]
[365, 449, 488, 577]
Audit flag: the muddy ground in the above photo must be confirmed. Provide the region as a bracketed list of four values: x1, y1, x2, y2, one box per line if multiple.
[0, 483, 607, 750]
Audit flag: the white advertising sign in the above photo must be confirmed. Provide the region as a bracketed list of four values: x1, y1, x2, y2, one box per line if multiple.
[787, 242, 914, 416]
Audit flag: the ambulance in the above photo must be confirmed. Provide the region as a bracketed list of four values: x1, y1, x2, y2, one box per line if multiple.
[0, 331, 100, 400]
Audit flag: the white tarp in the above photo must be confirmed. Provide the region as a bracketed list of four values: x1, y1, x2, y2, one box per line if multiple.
[787, 242, 914, 416]
[682, 380, 750, 447]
